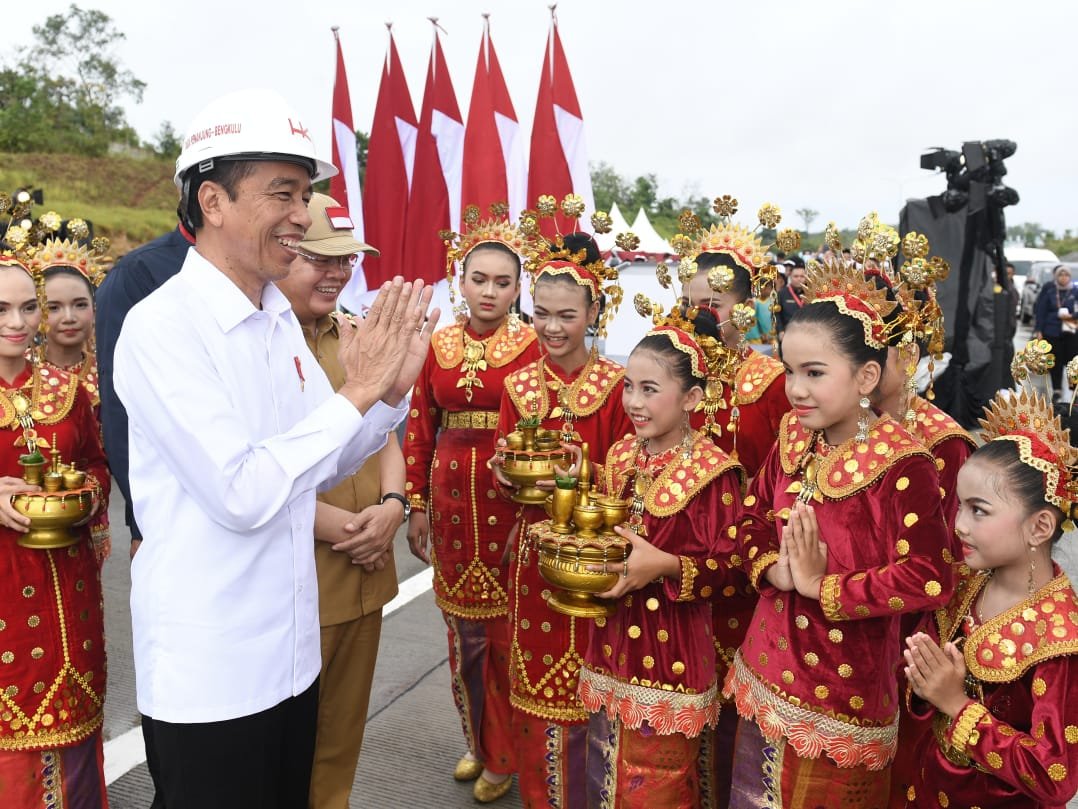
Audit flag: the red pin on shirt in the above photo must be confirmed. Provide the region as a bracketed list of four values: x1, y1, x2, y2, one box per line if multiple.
[294, 356, 305, 392]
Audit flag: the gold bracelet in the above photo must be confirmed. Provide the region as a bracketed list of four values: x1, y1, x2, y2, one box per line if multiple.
[407, 493, 427, 512]
[819, 573, 845, 621]
[949, 701, 990, 754]
[749, 551, 780, 590]
[676, 556, 698, 602]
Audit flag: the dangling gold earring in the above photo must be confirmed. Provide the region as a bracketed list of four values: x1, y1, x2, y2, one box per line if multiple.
[855, 396, 871, 443]
[681, 414, 693, 460]
[1028, 545, 1037, 596]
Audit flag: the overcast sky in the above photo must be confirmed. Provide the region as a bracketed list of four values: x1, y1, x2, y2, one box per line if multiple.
[7, 0, 1075, 234]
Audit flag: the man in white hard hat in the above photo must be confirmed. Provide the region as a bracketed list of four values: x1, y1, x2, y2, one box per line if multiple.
[114, 89, 437, 809]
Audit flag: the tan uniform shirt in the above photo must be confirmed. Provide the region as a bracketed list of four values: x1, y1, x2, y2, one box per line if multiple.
[307, 317, 399, 626]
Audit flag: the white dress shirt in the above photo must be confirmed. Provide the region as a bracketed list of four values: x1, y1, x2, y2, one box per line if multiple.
[115, 249, 404, 723]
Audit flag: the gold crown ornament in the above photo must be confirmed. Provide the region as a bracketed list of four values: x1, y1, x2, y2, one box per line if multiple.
[633, 293, 739, 440]
[803, 248, 898, 351]
[529, 194, 626, 341]
[979, 385, 1078, 529]
[669, 195, 798, 307]
[440, 202, 541, 322]
[825, 215, 950, 422]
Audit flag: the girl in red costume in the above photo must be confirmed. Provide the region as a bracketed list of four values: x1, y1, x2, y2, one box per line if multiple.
[0, 253, 109, 808]
[903, 384, 1078, 809]
[674, 200, 796, 806]
[33, 223, 108, 418]
[575, 307, 745, 808]
[493, 216, 632, 809]
[850, 225, 977, 806]
[723, 253, 953, 807]
[403, 206, 542, 802]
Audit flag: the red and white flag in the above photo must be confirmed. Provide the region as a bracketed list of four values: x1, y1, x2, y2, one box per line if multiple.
[462, 14, 530, 312]
[401, 21, 464, 324]
[358, 25, 418, 308]
[527, 9, 594, 239]
[463, 14, 526, 222]
[328, 27, 370, 311]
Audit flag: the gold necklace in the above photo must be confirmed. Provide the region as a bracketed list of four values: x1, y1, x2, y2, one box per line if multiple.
[542, 356, 589, 442]
[458, 330, 491, 402]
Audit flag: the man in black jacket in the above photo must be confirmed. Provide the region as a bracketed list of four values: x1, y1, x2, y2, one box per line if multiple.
[95, 224, 193, 557]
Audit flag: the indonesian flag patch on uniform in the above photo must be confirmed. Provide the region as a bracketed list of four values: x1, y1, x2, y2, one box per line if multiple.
[325, 206, 354, 231]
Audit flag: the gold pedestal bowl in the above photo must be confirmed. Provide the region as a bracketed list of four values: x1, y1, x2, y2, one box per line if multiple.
[501, 427, 572, 505]
[11, 488, 94, 549]
[533, 521, 630, 618]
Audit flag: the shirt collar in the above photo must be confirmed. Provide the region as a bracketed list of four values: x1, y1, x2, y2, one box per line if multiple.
[183, 249, 296, 333]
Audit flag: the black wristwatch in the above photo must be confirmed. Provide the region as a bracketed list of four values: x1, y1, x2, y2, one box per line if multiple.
[380, 492, 410, 522]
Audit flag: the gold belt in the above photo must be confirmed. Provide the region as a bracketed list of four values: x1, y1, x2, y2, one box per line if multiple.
[441, 410, 500, 430]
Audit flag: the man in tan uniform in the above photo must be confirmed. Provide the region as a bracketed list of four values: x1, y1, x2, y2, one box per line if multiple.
[277, 193, 408, 809]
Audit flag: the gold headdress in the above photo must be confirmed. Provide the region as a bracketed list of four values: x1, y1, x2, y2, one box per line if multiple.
[634, 293, 737, 440]
[3, 201, 112, 351]
[979, 385, 1078, 525]
[441, 202, 541, 321]
[803, 247, 898, 351]
[669, 195, 800, 336]
[820, 214, 950, 424]
[529, 194, 625, 341]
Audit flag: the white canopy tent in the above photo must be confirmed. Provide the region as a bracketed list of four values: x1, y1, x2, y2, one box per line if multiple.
[593, 201, 633, 253]
[627, 207, 674, 259]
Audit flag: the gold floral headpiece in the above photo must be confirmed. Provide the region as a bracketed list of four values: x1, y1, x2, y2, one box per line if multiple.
[528, 194, 626, 339]
[804, 249, 897, 351]
[633, 299, 718, 382]
[441, 202, 541, 317]
[669, 195, 800, 301]
[3, 198, 111, 288]
[831, 216, 949, 355]
[979, 384, 1078, 523]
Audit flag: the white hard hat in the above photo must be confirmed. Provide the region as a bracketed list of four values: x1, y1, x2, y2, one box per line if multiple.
[174, 88, 337, 187]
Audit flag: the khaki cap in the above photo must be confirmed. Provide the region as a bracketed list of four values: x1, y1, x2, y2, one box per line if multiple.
[297, 192, 379, 257]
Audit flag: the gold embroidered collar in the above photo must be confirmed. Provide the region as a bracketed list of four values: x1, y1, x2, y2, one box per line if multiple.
[602, 432, 740, 517]
[940, 568, 1078, 684]
[505, 355, 624, 422]
[432, 320, 536, 370]
[0, 365, 79, 430]
[908, 395, 976, 451]
[779, 411, 930, 501]
[732, 350, 784, 405]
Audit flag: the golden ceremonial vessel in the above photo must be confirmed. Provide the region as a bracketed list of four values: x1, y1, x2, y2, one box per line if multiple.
[13, 445, 93, 550]
[533, 443, 630, 618]
[499, 416, 572, 505]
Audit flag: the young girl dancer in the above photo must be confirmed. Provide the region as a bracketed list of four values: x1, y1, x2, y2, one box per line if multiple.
[723, 255, 954, 806]
[403, 205, 541, 801]
[493, 214, 633, 808]
[577, 307, 746, 808]
[903, 386, 1078, 808]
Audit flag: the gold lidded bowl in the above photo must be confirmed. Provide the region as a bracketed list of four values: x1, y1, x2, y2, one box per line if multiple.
[11, 488, 94, 549]
[532, 520, 630, 618]
[501, 424, 571, 504]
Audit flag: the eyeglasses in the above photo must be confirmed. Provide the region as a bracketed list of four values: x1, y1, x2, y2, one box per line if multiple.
[294, 249, 357, 270]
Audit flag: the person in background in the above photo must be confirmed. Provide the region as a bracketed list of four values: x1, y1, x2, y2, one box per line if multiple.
[95, 222, 193, 557]
[774, 255, 806, 337]
[275, 193, 405, 809]
[1001, 261, 1019, 389]
[1032, 264, 1078, 400]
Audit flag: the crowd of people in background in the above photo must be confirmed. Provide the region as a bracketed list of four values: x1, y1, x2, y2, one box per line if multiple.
[0, 86, 1077, 809]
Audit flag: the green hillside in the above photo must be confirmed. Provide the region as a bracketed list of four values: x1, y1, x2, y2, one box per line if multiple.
[0, 152, 177, 254]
